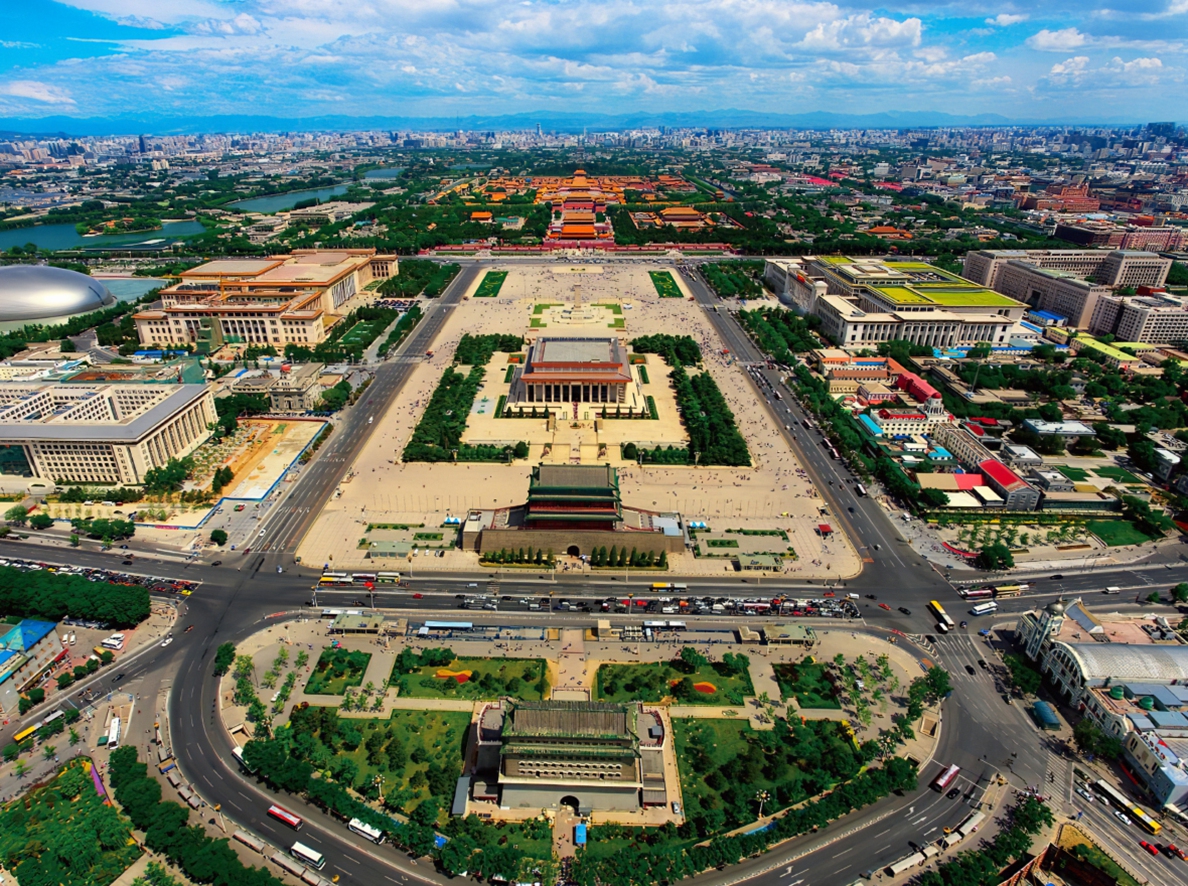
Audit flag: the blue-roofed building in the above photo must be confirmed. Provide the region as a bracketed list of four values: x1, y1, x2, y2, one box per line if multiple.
[857, 414, 882, 437]
[0, 619, 66, 715]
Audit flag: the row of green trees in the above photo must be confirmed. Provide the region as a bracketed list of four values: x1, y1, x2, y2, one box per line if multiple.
[0, 565, 149, 627]
[376, 261, 460, 298]
[621, 443, 689, 464]
[377, 305, 423, 357]
[739, 308, 822, 363]
[479, 547, 555, 566]
[453, 333, 524, 366]
[701, 261, 766, 298]
[667, 355, 751, 466]
[631, 334, 701, 366]
[589, 545, 667, 568]
[915, 797, 1053, 886]
[109, 746, 286, 886]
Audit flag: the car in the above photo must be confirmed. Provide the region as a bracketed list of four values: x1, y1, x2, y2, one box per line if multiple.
[211, 560, 222, 567]
[965, 664, 977, 675]
[119, 544, 128, 549]
[258, 529, 265, 537]
[1115, 810, 1131, 825]
[898, 606, 912, 615]
[160, 637, 172, 647]
[234, 504, 245, 512]
[960, 621, 969, 628]
[113, 673, 125, 682]
[946, 788, 961, 799]
[1076, 788, 1093, 801]
[1141, 840, 1159, 856]
[878, 603, 891, 610]
[865, 594, 877, 599]
[121, 559, 133, 566]
[848, 506, 854, 512]
[1165, 843, 1186, 860]
[412, 593, 424, 599]
[925, 635, 938, 644]
[1004, 694, 1014, 705]
[1050, 574, 1064, 580]
[672, 802, 682, 815]
[184, 625, 194, 633]
[979, 629, 991, 637]
[978, 659, 988, 669]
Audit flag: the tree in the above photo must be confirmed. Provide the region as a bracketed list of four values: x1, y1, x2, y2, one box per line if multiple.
[69, 534, 80, 547]
[977, 543, 1014, 571]
[28, 513, 53, 530]
[622, 442, 638, 460]
[679, 646, 709, 671]
[1147, 591, 1162, 604]
[42, 743, 55, 760]
[4, 506, 27, 526]
[1173, 583, 1188, 604]
[1003, 654, 1041, 695]
[213, 642, 236, 676]
[209, 529, 228, 546]
[918, 488, 949, 509]
[512, 441, 529, 459]
[1073, 719, 1122, 758]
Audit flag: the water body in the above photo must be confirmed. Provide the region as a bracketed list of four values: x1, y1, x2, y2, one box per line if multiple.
[363, 167, 405, 180]
[0, 221, 204, 252]
[228, 185, 348, 214]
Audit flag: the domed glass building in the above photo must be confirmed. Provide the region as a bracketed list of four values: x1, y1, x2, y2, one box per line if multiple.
[0, 265, 116, 323]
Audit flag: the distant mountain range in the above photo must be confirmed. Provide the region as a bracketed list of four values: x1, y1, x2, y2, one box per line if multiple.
[0, 108, 1148, 138]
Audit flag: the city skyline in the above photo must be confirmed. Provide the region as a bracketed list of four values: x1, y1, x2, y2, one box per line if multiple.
[1, 0, 1187, 124]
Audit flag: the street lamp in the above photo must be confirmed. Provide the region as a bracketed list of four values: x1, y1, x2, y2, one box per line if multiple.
[755, 789, 770, 819]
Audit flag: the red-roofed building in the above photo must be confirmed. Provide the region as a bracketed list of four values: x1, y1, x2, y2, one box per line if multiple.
[896, 371, 941, 403]
[979, 459, 1040, 511]
[874, 409, 930, 435]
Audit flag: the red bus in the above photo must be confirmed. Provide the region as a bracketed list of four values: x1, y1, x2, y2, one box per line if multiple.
[961, 588, 994, 600]
[268, 805, 303, 830]
[931, 764, 960, 792]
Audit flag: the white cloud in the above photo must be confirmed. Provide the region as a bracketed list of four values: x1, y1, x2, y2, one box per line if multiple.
[1026, 28, 1088, 51]
[0, 80, 76, 104]
[799, 13, 922, 52]
[1049, 56, 1090, 79]
[986, 14, 1027, 26]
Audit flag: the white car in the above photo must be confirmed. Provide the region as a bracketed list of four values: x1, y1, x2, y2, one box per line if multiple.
[160, 637, 173, 647]
[1115, 810, 1131, 825]
[1076, 788, 1093, 802]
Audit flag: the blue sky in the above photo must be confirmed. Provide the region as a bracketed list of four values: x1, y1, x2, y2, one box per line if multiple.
[0, 0, 1186, 122]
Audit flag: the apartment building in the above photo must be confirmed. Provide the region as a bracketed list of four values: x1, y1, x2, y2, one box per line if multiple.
[0, 383, 216, 485]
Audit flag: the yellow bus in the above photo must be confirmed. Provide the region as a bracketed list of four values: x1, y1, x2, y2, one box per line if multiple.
[929, 600, 955, 631]
[13, 725, 37, 744]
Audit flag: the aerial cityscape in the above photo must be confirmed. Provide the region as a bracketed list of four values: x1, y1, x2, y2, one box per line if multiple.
[4, 3, 1188, 886]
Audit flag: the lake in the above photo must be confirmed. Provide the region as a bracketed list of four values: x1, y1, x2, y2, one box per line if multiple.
[364, 167, 405, 180]
[228, 186, 348, 214]
[0, 221, 205, 252]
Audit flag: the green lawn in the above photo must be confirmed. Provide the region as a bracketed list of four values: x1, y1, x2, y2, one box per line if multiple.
[0, 759, 142, 886]
[593, 303, 624, 314]
[773, 661, 840, 709]
[672, 717, 862, 834]
[294, 706, 468, 823]
[649, 271, 683, 298]
[1053, 465, 1090, 481]
[1093, 466, 1141, 484]
[1087, 520, 1153, 546]
[474, 270, 508, 297]
[391, 656, 549, 700]
[305, 647, 372, 695]
[595, 655, 754, 705]
[707, 538, 740, 548]
[340, 321, 380, 345]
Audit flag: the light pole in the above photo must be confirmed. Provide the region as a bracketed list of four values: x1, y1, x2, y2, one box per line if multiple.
[755, 789, 770, 819]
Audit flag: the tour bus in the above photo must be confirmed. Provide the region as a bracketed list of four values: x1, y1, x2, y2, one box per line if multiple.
[232, 745, 256, 774]
[233, 830, 266, 854]
[993, 584, 1027, 598]
[930, 763, 960, 792]
[107, 717, 121, 750]
[290, 842, 326, 870]
[929, 600, 956, 632]
[375, 572, 401, 584]
[268, 804, 304, 830]
[961, 587, 994, 600]
[1094, 780, 1162, 835]
[352, 573, 377, 584]
[101, 634, 126, 651]
[855, 484, 867, 497]
[970, 602, 999, 616]
[12, 725, 37, 744]
[318, 572, 353, 587]
[348, 818, 386, 844]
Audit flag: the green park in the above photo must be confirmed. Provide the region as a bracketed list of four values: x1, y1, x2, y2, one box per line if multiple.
[595, 649, 754, 705]
[389, 647, 549, 700]
[304, 647, 372, 695]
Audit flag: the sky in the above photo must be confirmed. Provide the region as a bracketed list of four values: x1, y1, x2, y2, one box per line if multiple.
[0, 0, 1186, 124]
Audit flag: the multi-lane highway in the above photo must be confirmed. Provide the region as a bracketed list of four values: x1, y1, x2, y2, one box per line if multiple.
[8, 255, 1187, 885]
